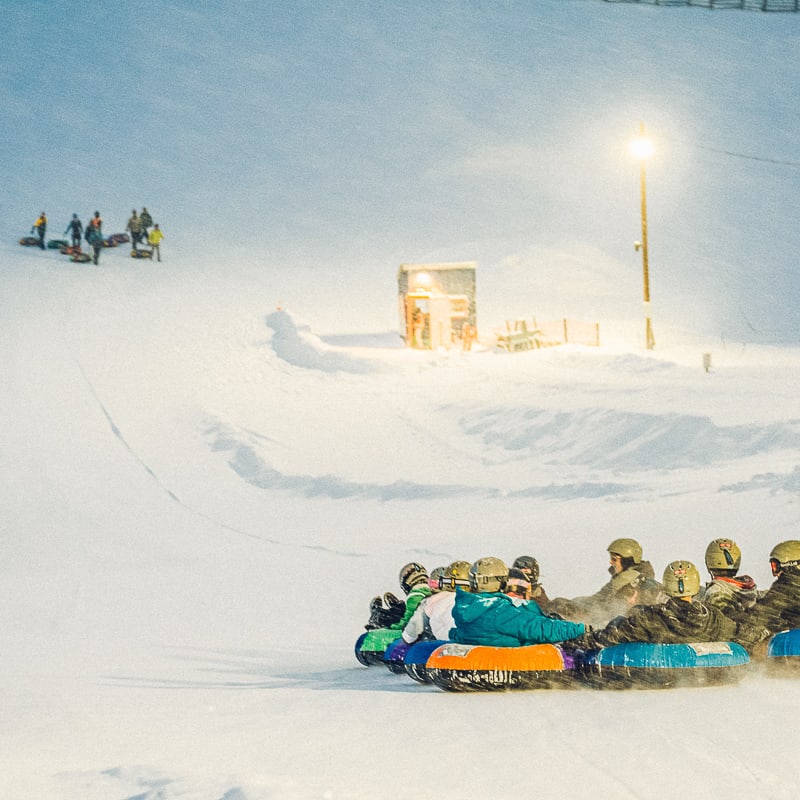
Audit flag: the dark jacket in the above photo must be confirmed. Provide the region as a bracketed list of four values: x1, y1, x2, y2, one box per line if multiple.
[591, 597, 738, 648]
[450, 589, 585, 647]
[548, 562, 665, 628]
[738, 572, 800, 637]
[698, 575, 759, 616]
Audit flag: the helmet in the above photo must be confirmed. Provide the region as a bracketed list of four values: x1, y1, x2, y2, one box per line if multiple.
[428, 566, 446, 592]
[662, 560, 701, 598]
[769, 541, 800, 576]
[469, 556, 509, 593]
[399, 562, 428, 594]
[506, 568, 531, 598]
[512, 555, 540, 585]
[441, 560, 471, 591]
[607, 538, 643, 564]
[704, 538, 742, 573]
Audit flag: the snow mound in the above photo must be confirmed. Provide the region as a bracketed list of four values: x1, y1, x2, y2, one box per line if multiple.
[265, 310, 377, 374]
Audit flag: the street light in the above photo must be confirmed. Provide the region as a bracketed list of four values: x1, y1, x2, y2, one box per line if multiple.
[629, 122, 655, 350]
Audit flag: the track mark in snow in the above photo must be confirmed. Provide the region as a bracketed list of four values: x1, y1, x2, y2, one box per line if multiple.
[74, 359, 268, 543]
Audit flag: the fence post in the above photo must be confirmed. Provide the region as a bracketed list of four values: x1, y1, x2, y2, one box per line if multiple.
[563, 318, 568, 344]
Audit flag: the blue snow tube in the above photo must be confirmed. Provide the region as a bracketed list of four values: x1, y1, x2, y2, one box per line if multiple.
[383, 638, 411, 674]
[581, 641, 750, 688]
[403, 640, 450, 684]
[766, 629, 800, 674]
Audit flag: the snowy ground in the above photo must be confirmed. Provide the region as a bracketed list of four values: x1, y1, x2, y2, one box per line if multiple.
[2, 244, 800, 800]
[4, 1, 800, 798]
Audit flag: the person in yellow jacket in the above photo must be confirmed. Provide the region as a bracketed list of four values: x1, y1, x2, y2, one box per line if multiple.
[148, 223, 164, 261]
[31, 212, 47, 249]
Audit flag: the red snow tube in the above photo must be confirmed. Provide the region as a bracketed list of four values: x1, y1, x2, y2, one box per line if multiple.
[426, 642, 574, 691]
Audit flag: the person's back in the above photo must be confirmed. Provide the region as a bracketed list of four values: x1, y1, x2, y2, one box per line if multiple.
[450, 557, 585, 647]
[740, 540, 800, 638]
[589, 561, 737, 648]
[697, 538, 759, 616]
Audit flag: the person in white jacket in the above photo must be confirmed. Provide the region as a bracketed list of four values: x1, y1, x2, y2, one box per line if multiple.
[402, 561, 471, 644]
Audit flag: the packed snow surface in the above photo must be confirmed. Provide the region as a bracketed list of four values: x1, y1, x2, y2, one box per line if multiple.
[3, 2, 800, 798]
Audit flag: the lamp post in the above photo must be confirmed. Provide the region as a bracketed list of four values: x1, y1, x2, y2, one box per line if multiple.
[630, 122, 655, 350]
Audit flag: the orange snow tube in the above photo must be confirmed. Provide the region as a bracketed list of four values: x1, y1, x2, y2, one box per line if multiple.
[426, 642, 573, 691]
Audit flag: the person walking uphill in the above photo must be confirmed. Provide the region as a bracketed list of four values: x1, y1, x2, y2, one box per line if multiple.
[64, 214, 83, 249]
[148, 223, 164, 261]
[450, 557, 586, 647]
[85, 211, 103, 265]
[126, 209, 143, 251]
[139, 207, 153, 240]
[31, 212, 47, 249]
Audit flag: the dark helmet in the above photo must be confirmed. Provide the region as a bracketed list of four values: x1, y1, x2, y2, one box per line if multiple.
[427, 566, 447, 593]
[399, 562, 428, 594]
[505, 568, 531, 598]
[512, 555, 540, 585]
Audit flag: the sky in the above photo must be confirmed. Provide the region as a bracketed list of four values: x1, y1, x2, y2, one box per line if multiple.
[3, 1, 799, 339]
[3, 2, 800, 799]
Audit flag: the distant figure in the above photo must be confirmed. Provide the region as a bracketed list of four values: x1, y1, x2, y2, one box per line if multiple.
[31, 212, 47, 249]
[139, 207, 153, 240]
[126, 209, 143, 251]
[85, 211, 103, 265]
[148, 223, 164, 262]
[64, 214, 83, 249]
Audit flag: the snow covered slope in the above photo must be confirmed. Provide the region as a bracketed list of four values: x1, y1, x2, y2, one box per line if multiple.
[3, 2, 800, 798]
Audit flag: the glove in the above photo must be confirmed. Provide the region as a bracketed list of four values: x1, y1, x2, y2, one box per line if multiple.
[569, 626, 599, 652]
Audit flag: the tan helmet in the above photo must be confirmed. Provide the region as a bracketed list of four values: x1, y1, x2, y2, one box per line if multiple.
[769, 540, 800, 575]
[468, 556, 509, 593]
[662, 560, 701, 598]
[441, 560, 471, 591]
[607, 538, 643, 564]
[704, 538, 742, 573]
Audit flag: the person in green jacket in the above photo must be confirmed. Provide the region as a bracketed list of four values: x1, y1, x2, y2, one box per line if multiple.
[450, 557, 586, 647]
[388, 562, 432, 630]
[365, 561, 431, 631]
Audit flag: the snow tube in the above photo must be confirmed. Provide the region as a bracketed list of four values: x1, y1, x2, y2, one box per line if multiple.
[766, 629, 800, 674]
[426, 642, 574, 692]
[109, 233, 130, 244]
[354, 629, 401, 667]
[19, 237, 40, 246]
[71, 253, 93, 263]
[383, 638, 411, 674]
[47, 239, 68, 249]
[581, 641, 750, 688]
[130, 249, 153, 258]
[404, 640, 449, 684]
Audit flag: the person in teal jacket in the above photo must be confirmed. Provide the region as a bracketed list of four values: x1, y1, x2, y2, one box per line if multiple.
[450, 557, 586, 647]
